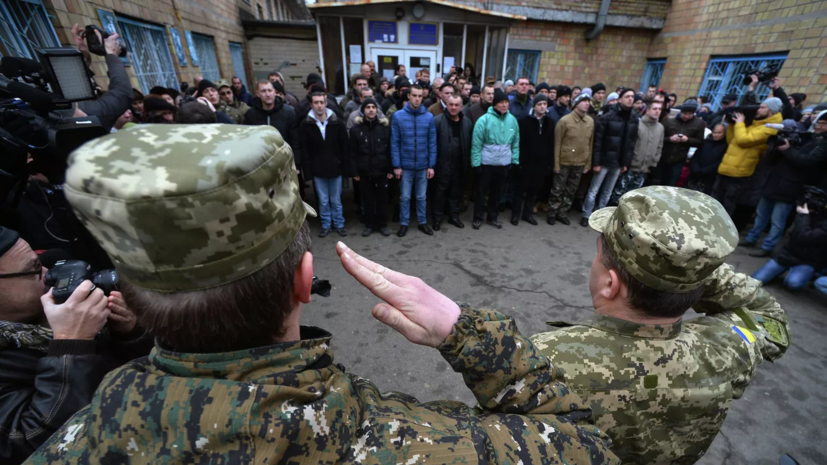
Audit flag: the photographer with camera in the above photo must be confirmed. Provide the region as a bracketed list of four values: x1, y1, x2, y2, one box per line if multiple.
[69, 24, 133, 132]
[0, 228, 150, 465]
[741, 111, 827, 257]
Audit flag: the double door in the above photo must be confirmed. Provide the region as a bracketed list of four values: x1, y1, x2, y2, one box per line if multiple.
[372, 48, 437, 82]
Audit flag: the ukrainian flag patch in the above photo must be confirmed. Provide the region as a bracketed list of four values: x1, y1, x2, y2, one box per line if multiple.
[732, 325, 756, 344]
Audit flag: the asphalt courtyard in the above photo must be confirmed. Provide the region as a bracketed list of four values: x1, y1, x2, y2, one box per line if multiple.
[300, 188, 827, 465]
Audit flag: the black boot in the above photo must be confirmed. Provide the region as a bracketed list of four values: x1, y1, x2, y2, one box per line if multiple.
[397, 225, 408, 237]
[432, 219, 442, 231]
[449, 216, 464, 228]
[523, 215, 538, 225]
[510, 215, 519, 226]
[547, 216, 556, 225]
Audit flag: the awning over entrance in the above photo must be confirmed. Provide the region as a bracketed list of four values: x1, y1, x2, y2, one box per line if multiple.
[307, 1, 523, 96]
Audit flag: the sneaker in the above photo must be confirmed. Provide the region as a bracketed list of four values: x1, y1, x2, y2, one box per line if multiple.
[379, 227, 391, 236]
[472, 220, 482, 229]
[418, 224, 434, 235]
[523, 216, 538, 226]
[738, 239, 756, 248]
[361, 228, 374, 237]
[557, 216, 571, 226]
[579, 217, 590, 228]
[487, 219, 503, 229]
[318, 228, 331, 238]
[449, 216, 464, 229]
[397, 225, 408, 237]
[749, 249, 772, 258]
[336, 228, 348, 237]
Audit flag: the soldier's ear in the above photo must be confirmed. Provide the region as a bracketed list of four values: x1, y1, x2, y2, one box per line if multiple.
[602, 269, 622, 300]
[293, 251, 314, 305]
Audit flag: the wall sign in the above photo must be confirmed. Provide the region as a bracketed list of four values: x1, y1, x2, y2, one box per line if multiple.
[169, 27, 187, 66]
[185, 30, 198, 66]
[409, 22, 437, 46]
[368, 20, 397, 44]
[96, 9, 128, 64]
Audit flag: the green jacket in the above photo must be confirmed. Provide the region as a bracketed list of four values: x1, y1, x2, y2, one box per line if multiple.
[216, 99, 249, 124]
[471, 106, 520, 167]
[26, 307, 619, 464]
[531, 264, 790, 464]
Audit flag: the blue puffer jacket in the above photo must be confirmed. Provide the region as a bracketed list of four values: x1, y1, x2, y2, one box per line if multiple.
[390, 103, 437, 170]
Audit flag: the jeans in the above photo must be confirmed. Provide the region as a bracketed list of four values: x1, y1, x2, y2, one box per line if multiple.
[815, 276, 827, 295]
[400, 169, 428, 226]
[745, 197, 794, 252]
[360, 174, 389, 229]
[314, 176, 344, 230]
[652, 160, 684, 187]
[474, 165, 508, 222]
[582, 166, 621, 218]
[752, 259, 815, 290]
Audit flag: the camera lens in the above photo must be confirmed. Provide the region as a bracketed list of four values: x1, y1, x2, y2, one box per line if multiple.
[92, 269, 119, 295]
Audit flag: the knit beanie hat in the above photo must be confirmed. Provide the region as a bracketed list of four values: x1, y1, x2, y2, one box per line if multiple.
[681, 98, 699, 112]
[535, 82, 551, 93]
[605, 92, 619, 102]
[0, 227, 19, 257]
[360, 97, 377, 113]
[762, 97, 783, 114]
[272, 80, 285, 94]
[197, 79, 217, 94]
[309, 83, 326, 94]
[619, 88, 636, 99]
[504, 80, 514, 87]
[469, 85, 481, 96]
[556, 85, 572, 98]
[590, 82, 606, 93]
[790, 93, 806, 107]
[573, 92, 592, 107]
[305, 73, 323, 88]
[532, 93, 549, 107]
[493, 88, 508, 106]
[395, 77, 411, 90]
[633, 93, 643, 103]
[580, 88, 593, 98]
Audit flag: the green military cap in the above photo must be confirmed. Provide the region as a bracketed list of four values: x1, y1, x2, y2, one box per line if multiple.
[588, 186, 738, 293]
[215, 79, 231, 89]
[64, 124, 315, 292]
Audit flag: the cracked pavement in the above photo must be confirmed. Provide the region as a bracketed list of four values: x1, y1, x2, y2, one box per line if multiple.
[301, 195, 827, 464]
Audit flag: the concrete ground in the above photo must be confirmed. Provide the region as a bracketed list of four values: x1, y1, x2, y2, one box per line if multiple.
[300, 189, 827, 465]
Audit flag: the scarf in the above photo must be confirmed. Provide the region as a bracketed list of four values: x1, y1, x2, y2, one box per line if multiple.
[0, 321, 53, 352]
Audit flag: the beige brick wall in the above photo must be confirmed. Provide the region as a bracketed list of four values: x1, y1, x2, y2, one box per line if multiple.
[43, 0, 253, 91]
[651, 0, 827, 104]
[248, 37, 320, 95]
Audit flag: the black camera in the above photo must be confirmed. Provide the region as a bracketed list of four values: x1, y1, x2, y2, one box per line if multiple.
[798, 186, 827, 214]
[741, 64, 780, 86]
[766, 123, 810, 152]
[83, 25, 128, 58]
[311, 276, 332, 297]
[723, 105, 760, 125]
[44, 260, 119, 304]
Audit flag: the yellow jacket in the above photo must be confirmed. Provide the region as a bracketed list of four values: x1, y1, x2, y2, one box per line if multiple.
[718, 112, 783, 177]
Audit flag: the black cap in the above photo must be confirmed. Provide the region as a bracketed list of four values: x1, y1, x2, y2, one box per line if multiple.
[535, 82, 550, 93]
[309, 82, 326, 94]
[532, 93, 549, 107]
[150, 86, 179, 99]
[493, 88, 508, 106]
[360, 97, 377, 113]
[143, 97, 177, 113]
[619, 87, 636, 99]
[556, 85, 572, 98]
[722, 93, 738, 104]
[305, 73, 323, 88]
[469, 85, 480, 96]
[197, 79, 217, 95]
[0, 227, 19, 257]
[272, 80, 285, 94]
[591, 82, 606, 93]
[395, 77, 411, 90]
[681, 98, 699, 112]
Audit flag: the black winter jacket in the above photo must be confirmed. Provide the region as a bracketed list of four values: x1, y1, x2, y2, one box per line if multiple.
[300, 111, 348, 179]
[77, 55, 133, 131]
[295, 95, 343, 122]
[689, 136, 728, 184]
[433, 112, 472, 177]
[348, 115, 392, 178]
[762, 135, 827, 204]
[0, 334, 152, 464]
[517, 114, 555, 189]
[593, 105, 639, 168]
[777, 214, 827, 269]
[244, 98, 300, 163]
[661, 114, 706, 165]
[548, 103, 570, 125]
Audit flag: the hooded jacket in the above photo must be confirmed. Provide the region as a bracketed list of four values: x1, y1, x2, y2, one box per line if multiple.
[24, 308, 618, 465]
[232, 84, 253, 105]
[348, 114, 392, 178]
[777, 213, 827, 270]
[390, 103, 437, 171]
[548, 103, 571, 125]
[661, 114, 706, 165]
[689, 135, 728, 184]
[433, 111, 473, 177]
[718, 112, 783, 178]
[516, 113, 554, 188]
[630, 115, 664, 172]
[471, 106, 520, 167]
[508, 93, 532, 119]
[299, 109, 348, 178]
[593, 104, 639, 169]
[244, 97, 299, 164]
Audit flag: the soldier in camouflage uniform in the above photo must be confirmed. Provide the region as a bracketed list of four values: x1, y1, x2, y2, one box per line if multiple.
[215, 79, 249, 124]
[531, 186, 791, 464]
[25, 124, 618, 464]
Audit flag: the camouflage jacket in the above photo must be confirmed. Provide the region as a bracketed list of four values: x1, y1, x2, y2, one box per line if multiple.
[531, 264, 790, 464]
[217, 100, 249, 124]
[26, 307, 619, 464]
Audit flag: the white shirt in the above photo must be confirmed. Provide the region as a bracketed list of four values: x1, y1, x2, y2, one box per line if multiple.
[309, 108, 333, 140]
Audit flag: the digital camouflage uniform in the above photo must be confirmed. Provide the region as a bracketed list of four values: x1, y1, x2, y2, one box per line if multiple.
[531, 186, 790, 465]
[25, 124, 618, 464]
[216, 79, 249, 124]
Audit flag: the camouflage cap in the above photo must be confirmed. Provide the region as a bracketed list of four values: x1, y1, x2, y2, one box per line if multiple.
[64, 124, 315, 292]
[215, 79, 231, 89]
[588, 186, 738, 293]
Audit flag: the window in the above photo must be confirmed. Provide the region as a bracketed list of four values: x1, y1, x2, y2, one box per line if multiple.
[267, 0, 274, 20]
[0, 0, 60, 59]
[117, 17, 178, 94]
[504, 50, 540, 84]
[190, 32, 221, 81]
[279, 2, 287, 21]
[257, 4, 264, 20]
[699, 54, 787, 111]
[229, 42, 248, 89]
[639, 59, 666, 93]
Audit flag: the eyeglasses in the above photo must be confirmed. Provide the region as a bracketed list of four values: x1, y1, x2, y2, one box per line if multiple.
[0, 258, 42, 280]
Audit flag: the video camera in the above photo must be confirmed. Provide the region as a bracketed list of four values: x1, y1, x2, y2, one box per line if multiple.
[798, 186, 827, 214]
[741, 63, 780, 86]
[723, 105, 760, 126]
[765, 123, 811, 150]
[44, 260, 119, 304]
[83, 25, 128, 58]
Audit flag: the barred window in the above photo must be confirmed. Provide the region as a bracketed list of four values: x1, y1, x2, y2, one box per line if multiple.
[639, 59, 666, 93]
[504, 50, 540, 84]
[190, 32, 221, 82]
[0, 0, 60, 59]
[229, 42, 248, 89]
[699, 54, 787, 111]
[117, 17, 178, 94]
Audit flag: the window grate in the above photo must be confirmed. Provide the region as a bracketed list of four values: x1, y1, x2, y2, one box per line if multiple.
[699, 54, 787, 111]
[639, 59, 666, 93]
[229, 42, 248, 89]
[117, 18, 178, 94]
[0, 0, 60, 59]
[504, 49, 540, 84]
[191, 32, 221, 82]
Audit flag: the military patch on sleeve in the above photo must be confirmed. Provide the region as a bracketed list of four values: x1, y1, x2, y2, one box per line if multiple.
[759, 317, 790, 348]
[732, 326, 756, 345]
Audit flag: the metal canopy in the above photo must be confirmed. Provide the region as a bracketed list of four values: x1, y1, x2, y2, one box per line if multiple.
[308, 0, 527, 21]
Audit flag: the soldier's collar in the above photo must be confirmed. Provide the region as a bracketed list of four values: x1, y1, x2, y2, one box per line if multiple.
[149, 326, 335, 383]
[582, 314, 682, 339]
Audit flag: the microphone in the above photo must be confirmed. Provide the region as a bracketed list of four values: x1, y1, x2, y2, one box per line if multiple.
[6, 81, 56, 112]
[37, 248, 71, 269]
[765, 123, 785, 130]
[0, 56, 43, 79]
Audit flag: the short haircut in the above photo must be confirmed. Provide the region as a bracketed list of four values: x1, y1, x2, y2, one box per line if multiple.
[446, 94, 462, 104]
[310, 92, 327, 102]
[268, 73, 278, 79]
[600, 235, 704, 319]
[573, 86, 582, 91]
[420, 68, 430, 75]
[353, 74, 368, 84]
[122, 223, 311, 353]
[439, 82, 454, 92]
[256, 80, 274, 91]
[483, 83, 495, 92]
[232, 76, 241, 81]
[411, 84, 424, 92]
[395, 64, 405, 72]
[360, 87, 373, 96]
[517, 77, 529, 84]
[176, 101, 217, 124]
[647, 85, 657, 89]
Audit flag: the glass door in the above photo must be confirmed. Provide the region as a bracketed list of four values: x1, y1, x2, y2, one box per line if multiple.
[406, 50, 436, 80]
[372, 48, 404, 81]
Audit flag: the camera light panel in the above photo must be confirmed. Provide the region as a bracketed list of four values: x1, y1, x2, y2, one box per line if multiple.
[48, 55, 95, 101]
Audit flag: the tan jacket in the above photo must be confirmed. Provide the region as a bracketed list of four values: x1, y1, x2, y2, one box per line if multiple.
[429, 101, 445, 117]
[554, 111, 594, 171]
[630, 116, 664, 172]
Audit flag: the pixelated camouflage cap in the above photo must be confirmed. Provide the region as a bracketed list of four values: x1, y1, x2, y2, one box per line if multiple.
[64, 124, 315, 292]
[588, 186, 738, 293]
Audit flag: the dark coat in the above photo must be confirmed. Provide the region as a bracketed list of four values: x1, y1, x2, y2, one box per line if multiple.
[244, 98, 300, 164]
[295, 95, 343, 122]
[777, 214, 827, 269]
[433, 112, 473, 177]
[348, 115, 392, 178]
[762, 135, 827, 204]
[233, 84, 254, 105]
[689, 136, 728, 184]
[517, 114, 555, 189]
[0, 334, 151, 464]
[299, 111, 348, 179]
[77, 55, 133, 131]
[548, 103, 570, 125]
[593, 106, 639, 168]
[467, 101, 492, 126]
[661, 114, 707, 165]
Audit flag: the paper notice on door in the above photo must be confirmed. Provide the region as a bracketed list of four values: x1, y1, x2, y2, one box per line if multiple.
[421, 57, 430, 66]
[349, 45, 362, 64]
[443, 57, 454, 73]
[383, 69, 394, 80]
